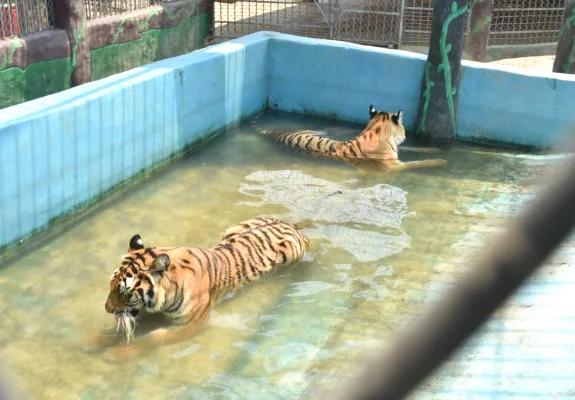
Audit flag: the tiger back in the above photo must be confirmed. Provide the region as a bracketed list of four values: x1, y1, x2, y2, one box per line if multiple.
[252, 105, 447, 172]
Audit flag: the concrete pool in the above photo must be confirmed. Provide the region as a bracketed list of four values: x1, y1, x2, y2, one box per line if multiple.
[1, 31, 575, 399]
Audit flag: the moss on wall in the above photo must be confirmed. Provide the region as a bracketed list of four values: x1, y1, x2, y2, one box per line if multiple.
[90, 13, 210, 81]
[0, 57, 72, 109]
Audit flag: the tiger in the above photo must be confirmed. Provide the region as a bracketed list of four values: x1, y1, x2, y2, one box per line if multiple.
[89, 217, 309, 361]
[252, 105, 447, 172]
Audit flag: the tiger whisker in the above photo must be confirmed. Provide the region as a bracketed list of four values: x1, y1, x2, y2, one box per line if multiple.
[115, 312, 137, 344]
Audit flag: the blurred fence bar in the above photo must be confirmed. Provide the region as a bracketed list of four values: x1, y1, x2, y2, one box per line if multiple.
[332, 152, 575, 400]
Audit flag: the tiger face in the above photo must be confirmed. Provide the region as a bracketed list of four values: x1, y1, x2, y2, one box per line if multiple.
[105, 234, 171, 319]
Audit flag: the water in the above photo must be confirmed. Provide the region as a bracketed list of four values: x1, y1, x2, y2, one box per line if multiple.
[0, 111, 568, 400]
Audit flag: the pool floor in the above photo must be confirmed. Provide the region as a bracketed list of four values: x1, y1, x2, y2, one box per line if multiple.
[0, 111, 572, 400]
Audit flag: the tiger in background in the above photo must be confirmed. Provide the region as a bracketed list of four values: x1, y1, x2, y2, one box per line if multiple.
[252, 105, 447, 172]
[88, 217, 309, 361]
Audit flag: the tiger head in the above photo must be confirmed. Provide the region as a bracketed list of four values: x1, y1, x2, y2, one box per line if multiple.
[357, 105, 406, 158]
[105, 234, 171, 320]
[368, 105, 405, 144]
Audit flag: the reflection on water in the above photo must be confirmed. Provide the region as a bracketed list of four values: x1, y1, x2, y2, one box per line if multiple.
[0, 111, 562, 399]
[239, 170, 412, 262]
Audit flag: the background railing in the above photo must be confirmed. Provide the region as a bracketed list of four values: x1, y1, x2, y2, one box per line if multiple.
[210, 0, 565, 51]
[84, 0, 180, 19]
[1, 0, 53, 38]
[1, 0, 568, 57]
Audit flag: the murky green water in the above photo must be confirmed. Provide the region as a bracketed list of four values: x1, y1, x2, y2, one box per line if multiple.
[0, 112, 564, 400]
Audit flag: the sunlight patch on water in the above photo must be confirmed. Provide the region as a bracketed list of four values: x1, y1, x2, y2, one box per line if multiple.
[238, 169, 413, 262]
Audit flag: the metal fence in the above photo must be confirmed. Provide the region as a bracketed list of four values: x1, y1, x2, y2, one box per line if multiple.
[213, 0, 402, 46]
[1, 0, 181, 38]
[213, 0, 333, 43]
[85, 0, 153, 19]
[0, 0, 53, 38]
[212, 0, 566, 49]
[488, 0, 564, 45]
[85, 0, 180, 19]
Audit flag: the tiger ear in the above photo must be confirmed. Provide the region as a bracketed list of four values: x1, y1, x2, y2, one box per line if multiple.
[150, 254, 170, 276]
[129, 234, 144, 251]
[369, 105, 378, 119]
[392, 110, 403, 125]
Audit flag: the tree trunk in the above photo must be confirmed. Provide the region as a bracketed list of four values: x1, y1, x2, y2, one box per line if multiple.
[468, 0, 493, 62]
[553, 0, 575, 74]
[53, 0, 91, 86]
[415, 0, 468, 143]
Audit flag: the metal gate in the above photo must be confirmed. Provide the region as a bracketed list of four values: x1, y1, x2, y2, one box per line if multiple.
[331, 0, 404, 47]
[211, 0, 404, 48]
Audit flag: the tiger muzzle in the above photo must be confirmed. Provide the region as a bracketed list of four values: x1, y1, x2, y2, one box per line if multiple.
[105, 290, 125, 314]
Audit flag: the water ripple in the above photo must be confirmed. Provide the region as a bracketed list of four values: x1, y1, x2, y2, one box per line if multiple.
[238, 170, 413, 262]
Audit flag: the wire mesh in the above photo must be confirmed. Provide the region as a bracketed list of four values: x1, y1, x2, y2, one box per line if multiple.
[401, 0, 472, 48]
[85, 0, 158, 19]
[0, 0, 53, 38]
[401, 0, 433, 46]
[488, 0, 564, 46]
[331, 0, 402, 46]
[211, 0, 567, 50]
[213, 0, 333, 43]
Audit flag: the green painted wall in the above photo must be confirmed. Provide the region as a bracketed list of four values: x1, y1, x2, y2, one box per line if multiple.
[0, 12, 210, 110]
[91, 13, 210, 81]
[0, 58, 72, 110]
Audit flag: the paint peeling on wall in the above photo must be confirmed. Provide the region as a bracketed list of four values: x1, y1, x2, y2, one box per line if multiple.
[0, 38, 22, 71]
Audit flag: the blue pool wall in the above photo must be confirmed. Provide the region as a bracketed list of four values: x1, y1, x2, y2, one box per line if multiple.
[0, 34, 269, 249]
[268, 34, 575, 149]
[1, 30, 574, 249]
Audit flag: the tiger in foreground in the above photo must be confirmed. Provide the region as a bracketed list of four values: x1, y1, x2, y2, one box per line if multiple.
[253, 105, 447, 172]
[89, 217, 309, 361]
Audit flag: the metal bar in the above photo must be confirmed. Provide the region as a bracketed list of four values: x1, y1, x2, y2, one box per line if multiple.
[492, 7, 564, 11]
[333, 8, 400, 17]
[2, 0, 14, 37]
[404, 6, 433, 10]
[489, 29, 561, 34]
[313, 0, 330, 29]
[398, 0, 406, 47]
[12, 0, 21, 37]
[328, 0, 332, 39]
[21, 0, 30, 35]
[333, 151, 575, 400]
[28, 0, 35, 32]
[37, 0, 43, 31]
[1, 0, 5, 38]
[403, 29, 437, 34]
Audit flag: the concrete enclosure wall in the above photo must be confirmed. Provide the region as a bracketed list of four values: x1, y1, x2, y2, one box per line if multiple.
[267, 34, 575, 149]
[1, 31, 574, 249]
[0, 0, 210, 110]
[0, 34, 269, 249]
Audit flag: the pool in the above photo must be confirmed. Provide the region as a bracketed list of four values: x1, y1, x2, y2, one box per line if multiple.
[1, 31, 575, 399]
[1, 110, 573, 399]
